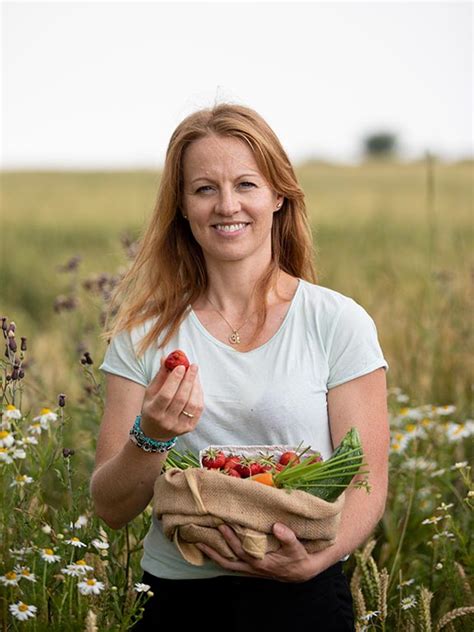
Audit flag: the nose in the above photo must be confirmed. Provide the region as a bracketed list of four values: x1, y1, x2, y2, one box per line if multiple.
[215, 185, 240, 216]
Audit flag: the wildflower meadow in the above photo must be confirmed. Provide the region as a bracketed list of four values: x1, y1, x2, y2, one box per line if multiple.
[1, 159, 473, 630]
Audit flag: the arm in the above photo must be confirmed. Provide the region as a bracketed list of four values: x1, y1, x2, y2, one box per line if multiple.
[197, 367, 389, 581]
[305, 366, 390, 572]
[90, 361, 203, 530]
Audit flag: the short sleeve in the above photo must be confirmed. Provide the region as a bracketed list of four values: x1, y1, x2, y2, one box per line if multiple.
[327, 299, 389, 389]
[98, 328, 149, 387]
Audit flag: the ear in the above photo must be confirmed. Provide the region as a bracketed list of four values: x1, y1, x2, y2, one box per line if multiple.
[274, 194, 285, 212]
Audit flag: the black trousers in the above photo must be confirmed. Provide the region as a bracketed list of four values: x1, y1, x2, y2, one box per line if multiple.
[131, 562, 355, 631]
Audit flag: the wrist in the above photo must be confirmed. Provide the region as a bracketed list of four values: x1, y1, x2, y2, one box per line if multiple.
[140, 415, 176, 442]
[129, 415, 177, 453]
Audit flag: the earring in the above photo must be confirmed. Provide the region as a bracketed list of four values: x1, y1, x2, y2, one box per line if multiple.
[184, 215, 188, 219]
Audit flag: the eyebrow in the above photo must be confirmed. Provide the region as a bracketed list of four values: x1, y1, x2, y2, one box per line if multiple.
[190, 173, 260, 185]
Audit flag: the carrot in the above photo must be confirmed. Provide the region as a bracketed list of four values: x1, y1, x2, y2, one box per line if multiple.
[249, 472, 275, 486]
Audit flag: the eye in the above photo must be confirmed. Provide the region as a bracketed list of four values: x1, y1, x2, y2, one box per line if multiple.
[196, 185, 214, 193]
[239, 181, 256, 188]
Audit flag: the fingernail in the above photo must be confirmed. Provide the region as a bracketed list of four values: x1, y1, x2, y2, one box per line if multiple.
[175, 366, 185, 376]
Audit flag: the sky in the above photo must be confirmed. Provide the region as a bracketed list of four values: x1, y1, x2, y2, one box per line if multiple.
[1, 0, 472, 169]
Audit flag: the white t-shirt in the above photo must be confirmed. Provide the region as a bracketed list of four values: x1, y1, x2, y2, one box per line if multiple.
[99, 278, 389, 579]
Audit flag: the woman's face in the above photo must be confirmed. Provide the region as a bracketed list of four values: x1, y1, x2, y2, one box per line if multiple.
[181, 135, 283, 269]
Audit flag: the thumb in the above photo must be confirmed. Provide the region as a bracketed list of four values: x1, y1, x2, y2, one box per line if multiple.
[272, 523, 297, 545]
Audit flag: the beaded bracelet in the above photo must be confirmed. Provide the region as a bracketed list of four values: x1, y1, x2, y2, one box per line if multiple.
[129, 415, 177, 453]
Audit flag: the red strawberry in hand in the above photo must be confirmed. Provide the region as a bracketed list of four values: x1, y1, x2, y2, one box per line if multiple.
[164, 350, 190, 373]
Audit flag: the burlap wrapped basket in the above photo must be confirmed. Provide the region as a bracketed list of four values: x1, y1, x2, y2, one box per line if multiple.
[153, 466, 345, 566]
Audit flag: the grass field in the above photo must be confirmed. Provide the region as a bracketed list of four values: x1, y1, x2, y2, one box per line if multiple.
[1, 159, 472, 630]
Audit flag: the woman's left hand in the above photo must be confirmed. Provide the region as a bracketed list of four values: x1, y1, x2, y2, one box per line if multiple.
[195, 523, 316, 583]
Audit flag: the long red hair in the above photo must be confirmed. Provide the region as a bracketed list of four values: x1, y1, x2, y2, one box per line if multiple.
[101, 103, 318, 355]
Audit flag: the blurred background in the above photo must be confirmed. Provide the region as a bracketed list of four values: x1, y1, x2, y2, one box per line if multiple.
[1, 0, 473, 416]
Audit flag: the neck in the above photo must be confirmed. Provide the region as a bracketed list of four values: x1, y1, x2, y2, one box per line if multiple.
[200, 258, 279, 318]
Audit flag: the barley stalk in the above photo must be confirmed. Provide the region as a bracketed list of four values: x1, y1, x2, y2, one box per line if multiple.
[435, 606, 474, 631]
[84, 609, 98, 632]
[418, 586, 433, 632]
[350, 568, 367, 619]
[455, 562, 472, 600]
[378, 567, 389, 622]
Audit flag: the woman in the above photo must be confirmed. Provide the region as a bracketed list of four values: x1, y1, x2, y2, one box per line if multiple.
[91, 103, 390, 630]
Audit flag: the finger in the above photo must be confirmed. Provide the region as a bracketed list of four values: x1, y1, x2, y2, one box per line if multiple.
[145, 357, 170, 396]
[272, 523, 302, 551]
[195, 543, 265, 577]
[153, 364, 189, 411]
[166, 364, 199, 416]
[217, 525, 255, 562]
[177, 369, 204, 419]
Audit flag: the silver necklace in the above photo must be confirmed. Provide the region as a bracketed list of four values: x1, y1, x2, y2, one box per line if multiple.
[206, 296, 255, 345]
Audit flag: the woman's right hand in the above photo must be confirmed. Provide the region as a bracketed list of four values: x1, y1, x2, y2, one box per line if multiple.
[140, 358, 204, 441]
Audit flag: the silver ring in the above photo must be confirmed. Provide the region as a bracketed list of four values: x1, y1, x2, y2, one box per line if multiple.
[181, 410, 194, 418]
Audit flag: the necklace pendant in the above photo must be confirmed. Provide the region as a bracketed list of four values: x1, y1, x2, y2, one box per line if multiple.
[229, 331, 241, 345]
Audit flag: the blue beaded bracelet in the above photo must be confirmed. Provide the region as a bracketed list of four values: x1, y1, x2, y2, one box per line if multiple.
[129, 415, 177, 453]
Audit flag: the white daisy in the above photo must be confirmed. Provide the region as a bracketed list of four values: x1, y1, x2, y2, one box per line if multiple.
[432, 530, 455, 540]
[435, 404, 456, 416]
[9, 601, 38, 621]
[65, 537, 86, 548]
[9, 546, 34, 559]
[13, 566, 37, 582]
[134, 582, 151, 592]
[9, 474, 34, 487]
[360, 610, 381, 621]
[16, 435, 39, 447]
[62, 560, 94, 576]
[0, 448, 13, 464]
[70, 515, 88, 529]
[422, 516, 443, 525]
[451, 461, 469, 470]
[0, 571, 20, 586]
[397, 578, 415, 588]
[78, 577, 105, 595]
[12, 448, 26, 460]
[401, 596, 417, 610]
[41, 524, 52, 535]
[27, 422, 43, 435]
[91, 539, 109, 552]
[402, 457, 436, 472]
[396, 393, 410, 403]
[33, 407, 58, 428]
[0, 430, 15, 448]
[2, 404, 22, 421]
[40, 548, 61, 563]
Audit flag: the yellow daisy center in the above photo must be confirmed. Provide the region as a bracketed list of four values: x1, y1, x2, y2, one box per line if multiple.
[6, 405, 17, 411]
[44, 548, 54, 555]
[86, 579, 97, 586]
[0, 431, 10, 439]
[21, 569, 31, 576]
[71, 537, 80, 543]
[6, 571, 17, 580]
[18, 603, 28, 612]
[76, 560, 87, 566]
[406, 424, 416, 433]
[0, 448, 8, 453]
[400, 407, 409, 415]
[15, 475, 26, 482]
[40, 408, 52, 415]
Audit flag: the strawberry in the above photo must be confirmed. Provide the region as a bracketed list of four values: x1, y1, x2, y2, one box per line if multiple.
[234, 459, 263, 478]
[223, 455, 241, 472]
[226, 468, 241, 478]
[279, 451, 300, 467]
[164, 350, 190, 373]
[201, 448, 226, 470]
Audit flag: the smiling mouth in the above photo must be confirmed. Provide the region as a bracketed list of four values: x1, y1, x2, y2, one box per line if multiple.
[212, 222, 250, 233]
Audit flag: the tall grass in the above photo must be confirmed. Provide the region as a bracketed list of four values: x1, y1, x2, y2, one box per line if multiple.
[0, 159, 472, 629]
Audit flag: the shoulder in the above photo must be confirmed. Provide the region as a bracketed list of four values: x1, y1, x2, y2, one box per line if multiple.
[297, 279, 360, 317]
